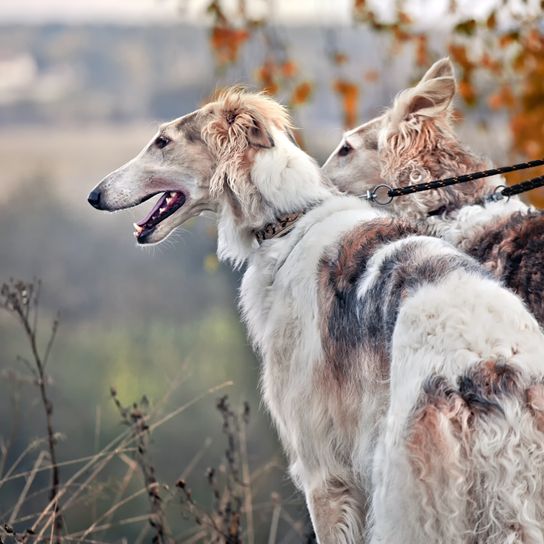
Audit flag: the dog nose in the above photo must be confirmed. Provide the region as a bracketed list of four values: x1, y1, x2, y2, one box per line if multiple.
[87, 189, 102, 209]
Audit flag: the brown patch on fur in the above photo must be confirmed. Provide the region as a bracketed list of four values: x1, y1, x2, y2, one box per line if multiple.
[456, 360, 523, 419]
[464, 210, 544, 327]
[317, 218, 422, 386]
[408, 362, 524, 489]
[527, 384, 544, 433]
[408, 361, 524, 481]
[407, 376, 471, 483]
[465, 360, 522, 398]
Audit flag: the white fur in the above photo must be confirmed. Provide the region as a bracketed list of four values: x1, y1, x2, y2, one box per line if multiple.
[430, 197, 530, 249]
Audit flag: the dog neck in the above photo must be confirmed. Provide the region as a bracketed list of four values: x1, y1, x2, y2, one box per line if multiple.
[217, 130, 335, 266]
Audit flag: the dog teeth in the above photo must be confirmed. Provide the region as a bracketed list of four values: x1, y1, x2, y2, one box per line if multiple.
[133, 223, 144, 234]
[165, 196, 174, 205]
[159, 207, 166, 214]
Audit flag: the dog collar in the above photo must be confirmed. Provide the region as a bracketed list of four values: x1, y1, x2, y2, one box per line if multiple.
[254, 210, 306, 245]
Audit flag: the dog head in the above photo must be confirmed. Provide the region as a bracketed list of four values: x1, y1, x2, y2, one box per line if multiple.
[88, 89, 323, 261]
[322, 113, 385, 198]
[87, 108, 218, 244]
[323, 58, 489, 217]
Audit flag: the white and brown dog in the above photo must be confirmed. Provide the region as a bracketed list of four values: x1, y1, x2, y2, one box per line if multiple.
[89, 89, 544, 543]
[323, 57, 544, 327]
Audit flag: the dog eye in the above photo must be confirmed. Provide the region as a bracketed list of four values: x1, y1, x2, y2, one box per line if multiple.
[338, 143, 352, 157]
[155, 136, 171, 149]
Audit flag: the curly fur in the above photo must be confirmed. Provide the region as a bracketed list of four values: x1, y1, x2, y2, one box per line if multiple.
[379, 118, 492, 219]
[401, 362, 544, 543]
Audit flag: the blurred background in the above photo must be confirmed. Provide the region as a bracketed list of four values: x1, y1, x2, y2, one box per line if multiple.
[0, 0, 543, 542]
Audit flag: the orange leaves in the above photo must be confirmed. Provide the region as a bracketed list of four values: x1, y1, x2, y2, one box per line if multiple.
[257, 61, 279, 95]
[448, 43, 478, 106]
[486, 11, 497, 30]
[415, 35, 428, 67]
[458, 78, 476, 106]
[507, 26, 544, 207]
[210, 26, 249, 65]
[290, 82, 313, 106]
[454, 19, 477, 36]
[333, 79, 359, 129]
[333, 52, 349, 66]
[499, 32, 520, 49]
[397, 10, 412, 25]
[488, 85, 515, 110]
[256, 59, 310, 105]
[364, 70, 379, 83]
[530, 189, 544, 209]
[448, 43, 472, 70]
[526, 27, 543, 52]
[207, 0, 250, 66]
[480, 52, 502, 75]
[281, 60, 298, 78]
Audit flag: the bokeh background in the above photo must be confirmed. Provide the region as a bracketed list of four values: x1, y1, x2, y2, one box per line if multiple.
[1, 0, 543, 542]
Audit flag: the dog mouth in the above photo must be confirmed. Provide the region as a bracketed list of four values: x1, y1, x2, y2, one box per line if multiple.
[133, 191, 186, 241]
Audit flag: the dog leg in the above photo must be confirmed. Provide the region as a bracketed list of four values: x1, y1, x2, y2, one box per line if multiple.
[370, 376, 472, 544]
[306, 477, 367, 544]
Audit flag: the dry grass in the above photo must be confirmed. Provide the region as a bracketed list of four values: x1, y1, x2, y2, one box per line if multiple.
[0, 279, 314, 543]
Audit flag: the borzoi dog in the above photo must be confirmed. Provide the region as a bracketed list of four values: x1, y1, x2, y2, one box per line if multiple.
[323, 57, 544, 327]
[89, 89, 544, 543]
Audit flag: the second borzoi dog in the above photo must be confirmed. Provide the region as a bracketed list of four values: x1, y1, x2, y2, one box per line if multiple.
[89, 90, 544, 543]
[323, 57, 544, 327]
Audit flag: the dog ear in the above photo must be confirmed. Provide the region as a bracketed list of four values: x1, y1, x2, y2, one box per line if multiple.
[247, 116, 274, 149]
[420, 57, 455, 83]
[286, 127, 299, 147]
[391, 58, 456, 122]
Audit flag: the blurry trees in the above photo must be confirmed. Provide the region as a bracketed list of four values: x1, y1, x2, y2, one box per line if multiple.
[200, 0, 544, 206]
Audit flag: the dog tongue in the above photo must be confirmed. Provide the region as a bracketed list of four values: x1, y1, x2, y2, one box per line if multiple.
[137, 193, 168, 227]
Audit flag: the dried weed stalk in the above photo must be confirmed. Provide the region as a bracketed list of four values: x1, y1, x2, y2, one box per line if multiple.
[110, 387, 174, 544]
[176, 395, 252, 544]
[0, 279, 62, 542]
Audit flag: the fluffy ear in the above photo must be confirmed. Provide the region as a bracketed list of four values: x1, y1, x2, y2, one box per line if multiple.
[247, 116, 274, 149]
[391, 57, 456, 122]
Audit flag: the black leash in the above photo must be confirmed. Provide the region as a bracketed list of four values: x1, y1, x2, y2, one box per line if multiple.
[487, 174, 544, 201]
[366, 158, 544, 205]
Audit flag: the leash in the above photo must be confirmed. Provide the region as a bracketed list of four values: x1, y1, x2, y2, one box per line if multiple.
[487, 174, 544, 202]
[365, 158, 544, 206]
[254, 163, 544, 246]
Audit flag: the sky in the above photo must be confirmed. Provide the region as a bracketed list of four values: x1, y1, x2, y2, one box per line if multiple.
[0, 0, 535, 26]
[0, 0, 353, 24]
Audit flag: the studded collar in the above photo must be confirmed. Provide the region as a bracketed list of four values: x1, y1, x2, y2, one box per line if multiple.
[253, 210, 307, 245]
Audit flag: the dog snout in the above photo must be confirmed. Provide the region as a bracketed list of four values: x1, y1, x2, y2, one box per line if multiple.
[87, 189, 103, 210]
